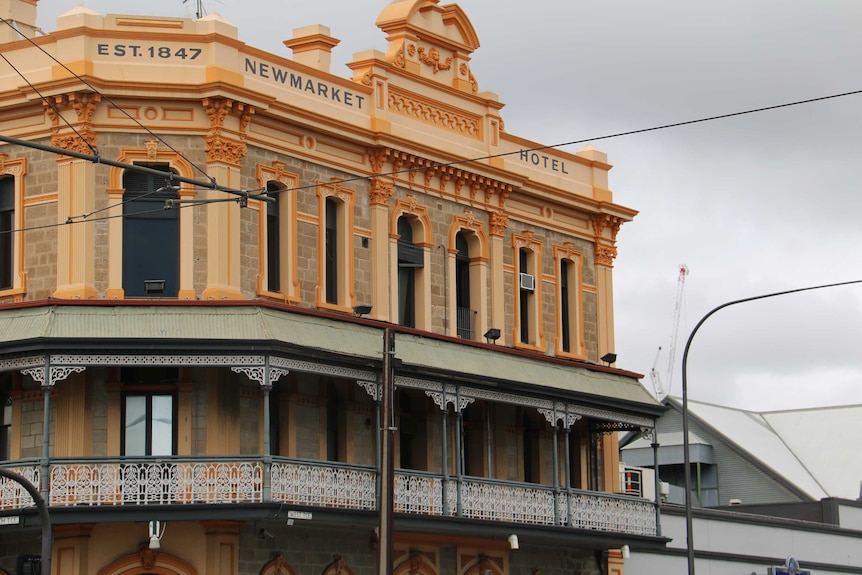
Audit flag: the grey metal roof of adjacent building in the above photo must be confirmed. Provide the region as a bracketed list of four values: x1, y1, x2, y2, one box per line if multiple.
[653, 397, 862, 501]
[0, 303, 662, 411]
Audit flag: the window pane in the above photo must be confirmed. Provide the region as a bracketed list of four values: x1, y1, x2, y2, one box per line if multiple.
[124, 396, 147, 456]
[150, 395, 174, 456]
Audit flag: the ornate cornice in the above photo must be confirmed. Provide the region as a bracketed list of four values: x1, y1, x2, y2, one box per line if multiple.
[591, 214, 623, 267]
[388, 86, 480, 138]
[369, 178, 394, 206]
[488, 212, 509, 237]
[44, 92, 101, 155]
[594, 245, 618, 267]
[202, 98, 254, 166]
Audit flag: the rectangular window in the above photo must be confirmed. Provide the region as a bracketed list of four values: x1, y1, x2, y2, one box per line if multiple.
[0, 177, 14, 290]
[121, 367, 178, 456]
[266, 183, 281, 292]
[519, 248, 530, 343]
[123, 393, 175, 456]
[561, 259, 571, 352]
[325, 198, 338, 305]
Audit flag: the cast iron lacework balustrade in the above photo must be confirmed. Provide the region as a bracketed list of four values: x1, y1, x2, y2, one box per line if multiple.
[46, 459, 262, 505]
[459, 478, 557, 524]
[0, 464, 39, 509]
[394, 472, 443, 515]
[0, 460, 655, 536]
[270, 461, 376, 510]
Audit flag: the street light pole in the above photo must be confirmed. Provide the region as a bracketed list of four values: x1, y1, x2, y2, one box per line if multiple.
[0, 468, 51, 575]
[681, 279, 862, 575]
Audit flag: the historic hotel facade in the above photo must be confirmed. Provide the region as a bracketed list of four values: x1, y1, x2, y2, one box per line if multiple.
[0, 1, 665, 574]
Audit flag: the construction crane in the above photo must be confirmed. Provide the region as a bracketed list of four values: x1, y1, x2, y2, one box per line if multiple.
[650, 265, 689, 399]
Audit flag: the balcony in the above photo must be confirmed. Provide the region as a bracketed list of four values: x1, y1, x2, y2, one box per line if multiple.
[1, 457, 657, 537]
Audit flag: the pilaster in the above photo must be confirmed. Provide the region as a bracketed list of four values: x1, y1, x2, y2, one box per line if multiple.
[55, 374, 91, 457]
[592, 215, 622, 361]
[201, 98, 251, 301]
[53, 158, 97, 299]
[53, 524, 94, 575]
[201, 521, 241, 575]
[370, 175, 393, 322]
[202, 161, 243, 300]
[488, 211, 508, 345]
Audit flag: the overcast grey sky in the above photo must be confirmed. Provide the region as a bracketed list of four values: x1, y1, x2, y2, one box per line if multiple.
[36, 1, 862, 411]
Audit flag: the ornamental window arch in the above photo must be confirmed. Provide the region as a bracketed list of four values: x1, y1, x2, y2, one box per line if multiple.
[447, 212, 488, 342]
[106, 146, 196, 300]
[256, 162, 300, 303]
[390, 196, 432, 330]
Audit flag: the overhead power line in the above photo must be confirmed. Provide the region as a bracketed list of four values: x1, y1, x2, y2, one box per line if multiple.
[265, 88, 862, 198]
[2, 87, 860, 236]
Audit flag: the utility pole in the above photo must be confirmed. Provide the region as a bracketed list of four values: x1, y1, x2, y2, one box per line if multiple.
[377, 328, 396, 575]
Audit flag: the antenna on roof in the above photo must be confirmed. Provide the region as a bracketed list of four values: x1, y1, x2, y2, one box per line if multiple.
[182, 0, 207, 19]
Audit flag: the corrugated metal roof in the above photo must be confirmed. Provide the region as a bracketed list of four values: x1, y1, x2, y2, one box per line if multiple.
[395, 331, 659, 406]
[0, 304, 660, 409]
[662, 397, 860, 500]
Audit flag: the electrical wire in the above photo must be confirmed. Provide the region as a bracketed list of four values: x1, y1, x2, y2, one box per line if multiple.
[2, 87, 860, 236]
[1, 14, 860, 235]
[0, 50, 97, 156]
[265, 88, 862, 198]
[0, 16, 212, 183]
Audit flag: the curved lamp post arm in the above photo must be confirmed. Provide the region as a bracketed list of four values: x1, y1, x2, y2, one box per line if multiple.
[0, 467, 52, 575]
[681, 279, 862, 575]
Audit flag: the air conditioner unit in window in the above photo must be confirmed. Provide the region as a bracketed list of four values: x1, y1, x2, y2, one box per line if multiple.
[519, 272, 535, 291]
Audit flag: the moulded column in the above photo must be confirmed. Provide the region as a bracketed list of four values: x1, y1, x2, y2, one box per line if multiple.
[595, 263, 616, 360]
[202, 163, 243, 300]
[371, 200, 390, 321]
[489, 233, 505, 344]
[53, 524, 94, 575]
[202, 521, 241, 575]
[54, 159, 97, 299]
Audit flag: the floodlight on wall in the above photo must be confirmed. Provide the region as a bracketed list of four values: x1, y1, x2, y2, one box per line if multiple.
[148, 520, 166, 550]
[507, 534, 519, 550]
[144, 279, 165, 295]
[600, 352, 617, 366]
[257, 528, 274, 540]
[483, 328, 501, 344]
[621, 545, 630, 559]
[353, 305, 373, 317]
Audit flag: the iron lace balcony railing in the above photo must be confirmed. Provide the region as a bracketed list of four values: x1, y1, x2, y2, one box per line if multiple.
[0, 458, 656, 537]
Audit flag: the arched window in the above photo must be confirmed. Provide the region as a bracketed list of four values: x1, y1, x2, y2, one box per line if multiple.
[555, 247, 585, 359]
[397, 216, 422, 328]
[266, 181, 282, 293]
[455, 232, 472, 339]
[122, 166, 179, 298]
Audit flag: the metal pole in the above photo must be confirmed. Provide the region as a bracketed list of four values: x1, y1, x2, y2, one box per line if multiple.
[681, 279, 862, 575]
[377, 328, 396, 575]
[262, 356, 273, 503]
[651, 439, 662, 537]
[40, 357, 52, 503]
[0, 468, 51, 575]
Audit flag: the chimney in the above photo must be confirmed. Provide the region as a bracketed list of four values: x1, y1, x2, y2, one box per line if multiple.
[0, 0, 39, 43]
[283, 25, 340, 74]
